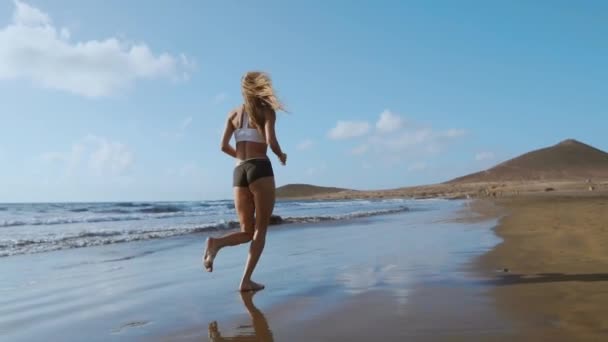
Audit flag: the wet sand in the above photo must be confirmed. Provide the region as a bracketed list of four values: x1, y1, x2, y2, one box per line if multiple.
[477, 193, 608, 341]
[158, 201, 511, 342]
[0, 199, 508, 341]
[7, 194, 605, 341]
[184, 194, 608, 341]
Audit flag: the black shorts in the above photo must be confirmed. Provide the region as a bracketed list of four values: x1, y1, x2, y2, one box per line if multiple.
[233, 158, 274, 187]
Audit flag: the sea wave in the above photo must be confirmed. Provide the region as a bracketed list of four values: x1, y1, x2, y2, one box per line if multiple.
[137, 205, 183, 214]
[281, 199, 374, 207]
[0, 203, 236, 228]
[0, 206, 409, 257]
[0, 211, 214, 228]
[280, 206, 409, 223]
[115, 202, 149, 208]
[93, 209, 132, 214]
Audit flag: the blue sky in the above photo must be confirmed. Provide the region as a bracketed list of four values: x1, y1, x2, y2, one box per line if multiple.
[0, 0, 606, 202]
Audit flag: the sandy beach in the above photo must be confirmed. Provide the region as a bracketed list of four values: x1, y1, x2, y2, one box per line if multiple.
[2, 193, 608, 341]
[281, 180, 608, 202]
[178, 192, 608, 342]
[478, 193, 608, 341]
[158, 200, 511, 342]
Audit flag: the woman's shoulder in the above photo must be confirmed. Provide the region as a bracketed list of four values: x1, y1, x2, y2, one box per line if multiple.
[227, 105, 243, 117]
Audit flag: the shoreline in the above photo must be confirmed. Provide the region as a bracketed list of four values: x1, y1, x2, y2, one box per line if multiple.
[278, 180, 608, 201]
[476, 193, 608, 340]
[4, 193, 607, 340]
[0, 199, 413, 258]
[2, 201, 504, 341]
[156, 200, 506, 341]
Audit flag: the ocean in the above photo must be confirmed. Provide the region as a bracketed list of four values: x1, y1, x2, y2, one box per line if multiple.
[0, 198, 424, 257]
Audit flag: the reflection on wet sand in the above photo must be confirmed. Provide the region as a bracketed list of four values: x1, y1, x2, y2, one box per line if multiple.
[208, 291, 273, 342]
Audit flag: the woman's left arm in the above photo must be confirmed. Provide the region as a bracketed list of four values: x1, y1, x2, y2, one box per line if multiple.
[220, 117, 237, 158]
[264, 110, 287, 165]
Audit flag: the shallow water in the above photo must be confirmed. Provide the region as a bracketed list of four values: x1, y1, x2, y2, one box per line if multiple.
[0, 200, 505, 341]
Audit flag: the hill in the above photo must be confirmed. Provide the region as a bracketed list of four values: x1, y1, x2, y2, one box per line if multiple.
[276, 184, 349, 199]
[448, 139, 608, 183]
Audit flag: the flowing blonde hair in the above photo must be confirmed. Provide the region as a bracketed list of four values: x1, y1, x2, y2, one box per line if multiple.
[241, 71, 286, 133]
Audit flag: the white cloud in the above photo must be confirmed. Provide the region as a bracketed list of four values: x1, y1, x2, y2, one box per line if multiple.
[350, 109, 466, 162]
[328, 109, 466, 164]
[296, 139, 314, 151]
[13, 0, 49, 26]
[41, 135, 134, 176]
[328, 121, 370, 140]
[475, 151, 495, 161]
[376, 110, 403, 133]
[0, 1, 194, 97]
[214, 92, 228, 104]
[407, 161, 427, 172]
[351, 144, 369, 155]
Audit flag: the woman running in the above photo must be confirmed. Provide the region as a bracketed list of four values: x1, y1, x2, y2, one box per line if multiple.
[203, 71, 287, 292]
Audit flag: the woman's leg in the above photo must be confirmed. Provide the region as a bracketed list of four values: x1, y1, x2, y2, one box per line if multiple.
[203, 186, 255, 272]
[240, 176, 275, 291]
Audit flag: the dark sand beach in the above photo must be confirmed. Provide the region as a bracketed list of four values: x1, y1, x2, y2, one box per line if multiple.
[158, 200, 511, 342]
[2, 193, 608, 341]
[478, 193, 608, 341]
[179, 192, 608, 342]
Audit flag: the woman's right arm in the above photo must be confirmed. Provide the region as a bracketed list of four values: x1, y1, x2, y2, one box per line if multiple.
[264, 110, 287, 165]
[220, 116, 237, 158]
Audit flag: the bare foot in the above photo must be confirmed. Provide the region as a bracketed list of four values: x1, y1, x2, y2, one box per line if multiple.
[239, 280, 265, 292]
[203, 238, 217, 272]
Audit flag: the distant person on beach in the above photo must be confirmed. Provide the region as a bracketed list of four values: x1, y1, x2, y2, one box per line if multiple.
[203, 71, 287, 291]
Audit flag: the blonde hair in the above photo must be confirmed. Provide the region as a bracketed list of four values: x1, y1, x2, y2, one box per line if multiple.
[241, 71, 286, 133]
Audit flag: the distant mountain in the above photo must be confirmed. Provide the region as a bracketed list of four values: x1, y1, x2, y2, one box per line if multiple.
[276, 184, 349, 198]
[448, 139, 608, 183]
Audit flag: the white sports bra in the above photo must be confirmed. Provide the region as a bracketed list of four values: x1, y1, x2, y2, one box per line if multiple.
[234, 108, 265, 144]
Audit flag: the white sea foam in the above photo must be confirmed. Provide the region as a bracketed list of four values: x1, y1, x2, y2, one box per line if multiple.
[0, 205, 412, 257]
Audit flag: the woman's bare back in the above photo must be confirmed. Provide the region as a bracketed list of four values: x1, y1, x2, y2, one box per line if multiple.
[229, 106, 270, 161]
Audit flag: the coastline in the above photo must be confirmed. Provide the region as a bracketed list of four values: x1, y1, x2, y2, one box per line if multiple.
[278, 180, 608, 201]
[477, 193, 608, 341]
[1, 199, 505, 341]
[0, 199, 411, 258]
[159, 199, 510, 341]
[4, 193, 608, 340]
